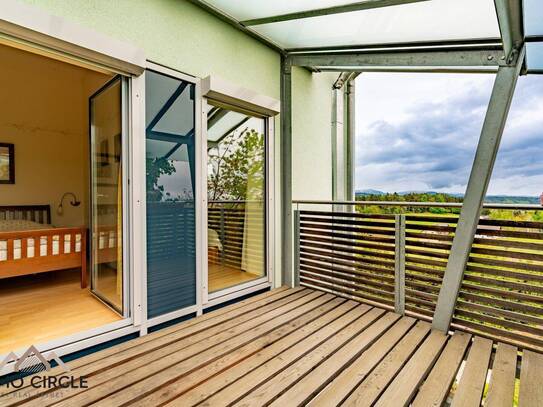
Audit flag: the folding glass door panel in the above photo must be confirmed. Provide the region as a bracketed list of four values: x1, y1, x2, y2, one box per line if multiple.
[89, 76, 125, 314]
[207, 105, 267, 294]
[145, 70, 197, 318]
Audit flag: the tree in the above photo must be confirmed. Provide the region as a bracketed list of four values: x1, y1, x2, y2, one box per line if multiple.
[207, 128, 265, 206]
[146, 156, 176, 202]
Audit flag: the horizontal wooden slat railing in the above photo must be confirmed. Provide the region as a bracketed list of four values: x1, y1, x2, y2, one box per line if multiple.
[208, 201, 264, 270]
[293, 202, 543, 353]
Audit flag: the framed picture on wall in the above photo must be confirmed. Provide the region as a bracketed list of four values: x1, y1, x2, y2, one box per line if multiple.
[96, 133, 121, 187]
[0, 143, 14, 184]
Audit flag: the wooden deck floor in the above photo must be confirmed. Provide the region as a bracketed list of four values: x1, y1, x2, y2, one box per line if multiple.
[1, 287, 542, 406]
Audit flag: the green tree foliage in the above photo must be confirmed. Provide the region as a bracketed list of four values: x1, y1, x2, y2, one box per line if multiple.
[146, 157, 176, 202]
[208, 128, 265, 204]
[355, 192, 463, 215]
[356, 192, 542, 221]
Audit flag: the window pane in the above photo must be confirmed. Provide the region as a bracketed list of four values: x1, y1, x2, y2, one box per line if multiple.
[146, 70, 196, 318]
[225, 0, 499, 49]
[207, 106, 266, 293]
[524, 0, 543, 36]
[90, 78, 124, 313]
[205, 0, 365, 21]
[527, 42, 543, 73]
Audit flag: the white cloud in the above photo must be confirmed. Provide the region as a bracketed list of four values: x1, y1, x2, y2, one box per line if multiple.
[355, 73, 543, 197]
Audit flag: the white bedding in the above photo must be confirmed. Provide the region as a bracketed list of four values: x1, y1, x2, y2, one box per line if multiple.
[0, 220, 83, 261]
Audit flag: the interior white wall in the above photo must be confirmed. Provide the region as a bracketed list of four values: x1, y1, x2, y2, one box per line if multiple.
[0, 43, 111, 227]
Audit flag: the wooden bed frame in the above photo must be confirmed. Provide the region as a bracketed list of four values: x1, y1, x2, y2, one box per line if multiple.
[0, 205, 88, 288]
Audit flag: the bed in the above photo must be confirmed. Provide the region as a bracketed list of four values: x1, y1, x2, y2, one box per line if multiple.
[0, 205, 88, 288]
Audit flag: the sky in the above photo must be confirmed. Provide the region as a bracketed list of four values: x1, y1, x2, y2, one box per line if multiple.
[355, 72, 543, 196]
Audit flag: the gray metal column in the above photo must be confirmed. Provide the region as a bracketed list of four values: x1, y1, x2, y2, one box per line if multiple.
[281, 57, 294, 287]
[394, 214, 406, 315]
[331, 85, 346, 212]
[293, 209, 301, 286]
[432, 49, 525, 332]
[346, 77, 356, 202]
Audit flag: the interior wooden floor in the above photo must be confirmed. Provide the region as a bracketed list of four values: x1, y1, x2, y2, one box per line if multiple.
[0, 269, 121, 355]
[208, 262, 261, 293]
[2, 287, 542, 406]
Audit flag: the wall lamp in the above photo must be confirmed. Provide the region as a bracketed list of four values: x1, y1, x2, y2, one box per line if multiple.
[57, 192, 81, 215]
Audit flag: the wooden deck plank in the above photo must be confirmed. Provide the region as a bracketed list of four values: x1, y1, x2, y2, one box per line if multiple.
[134, 298, 359, 407]
[270, 315, 416, 407]
[450, 336, 493, 407]
[286, 316, 416, 407]
[412, 331, 472, 407]
[0, 286, 296, 399]
[3, 288, 310, 405]
[342, 321, 432, 407]
[374, 330, 448, 407]
[485, 342, 518, 407]
[2, 287, 540, 407]
[519, 350, 543, 407]
[236, 308, 392, 406]
[200, 307, 384, 407]
[306, 317, 415, 407]
[168, 303, 370, 407]
[20, 290, 327, 407]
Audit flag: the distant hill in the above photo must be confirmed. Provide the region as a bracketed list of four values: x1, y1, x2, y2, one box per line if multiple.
[484, 195, 539, 204]
[357, 189, 385, 195]
[355, 190, 538, 205]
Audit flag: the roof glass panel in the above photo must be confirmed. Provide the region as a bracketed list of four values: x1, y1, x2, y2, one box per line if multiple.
[204, 0, 365, 21]
[248, 0, 499, 49]
[527, 42, 543, 73]
[524, 0, 543, 37]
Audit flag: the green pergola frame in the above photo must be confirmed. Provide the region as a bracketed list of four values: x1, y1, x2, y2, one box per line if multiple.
[191, 0, 531, 333]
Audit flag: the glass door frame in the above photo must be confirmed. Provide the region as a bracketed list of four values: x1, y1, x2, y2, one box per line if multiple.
[141, 62, 204, 329]
[201, 98, 275, 306]
[89, 75, 131, 317]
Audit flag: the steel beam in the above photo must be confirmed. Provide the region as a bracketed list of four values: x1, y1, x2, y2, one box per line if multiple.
[432, 47, 525, 332]
[288, 49, 506, 68]
[494, 0, 523, 63]
[280, 58, 294, 287]
[311, 66, 499, 74]
[242, 0, 429, 26]
[286, 38, 503, 53]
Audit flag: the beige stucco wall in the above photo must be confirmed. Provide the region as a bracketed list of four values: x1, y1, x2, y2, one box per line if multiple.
[0, 43, 111, 227]
[14, 0, 337, 284]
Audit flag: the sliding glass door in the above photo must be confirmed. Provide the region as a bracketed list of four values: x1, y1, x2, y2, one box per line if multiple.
[145, 69, 197, 318]
[89, 76, 126, 314]
[206, 105, 267, 294]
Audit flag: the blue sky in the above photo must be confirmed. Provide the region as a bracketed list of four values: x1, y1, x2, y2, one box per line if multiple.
[355, 73, 543, 196]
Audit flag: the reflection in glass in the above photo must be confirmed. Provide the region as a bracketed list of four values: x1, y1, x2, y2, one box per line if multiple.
[146, 70, 196, 318]
[90, 78, 123, 313]
[207, 105, 266, 293]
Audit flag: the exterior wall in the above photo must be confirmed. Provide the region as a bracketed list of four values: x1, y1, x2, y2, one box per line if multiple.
[292, 67, 336, 201]
[0, 43, 110, 227]
[16, 0, 336, 283]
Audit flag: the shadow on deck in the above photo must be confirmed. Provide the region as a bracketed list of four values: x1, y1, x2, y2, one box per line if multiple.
[1, 287, 542, 406]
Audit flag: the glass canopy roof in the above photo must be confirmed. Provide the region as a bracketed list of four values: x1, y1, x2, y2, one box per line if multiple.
[206, 0, 500, 49]
[524, 0, 543, 37]
[201, 0, 541, 74]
